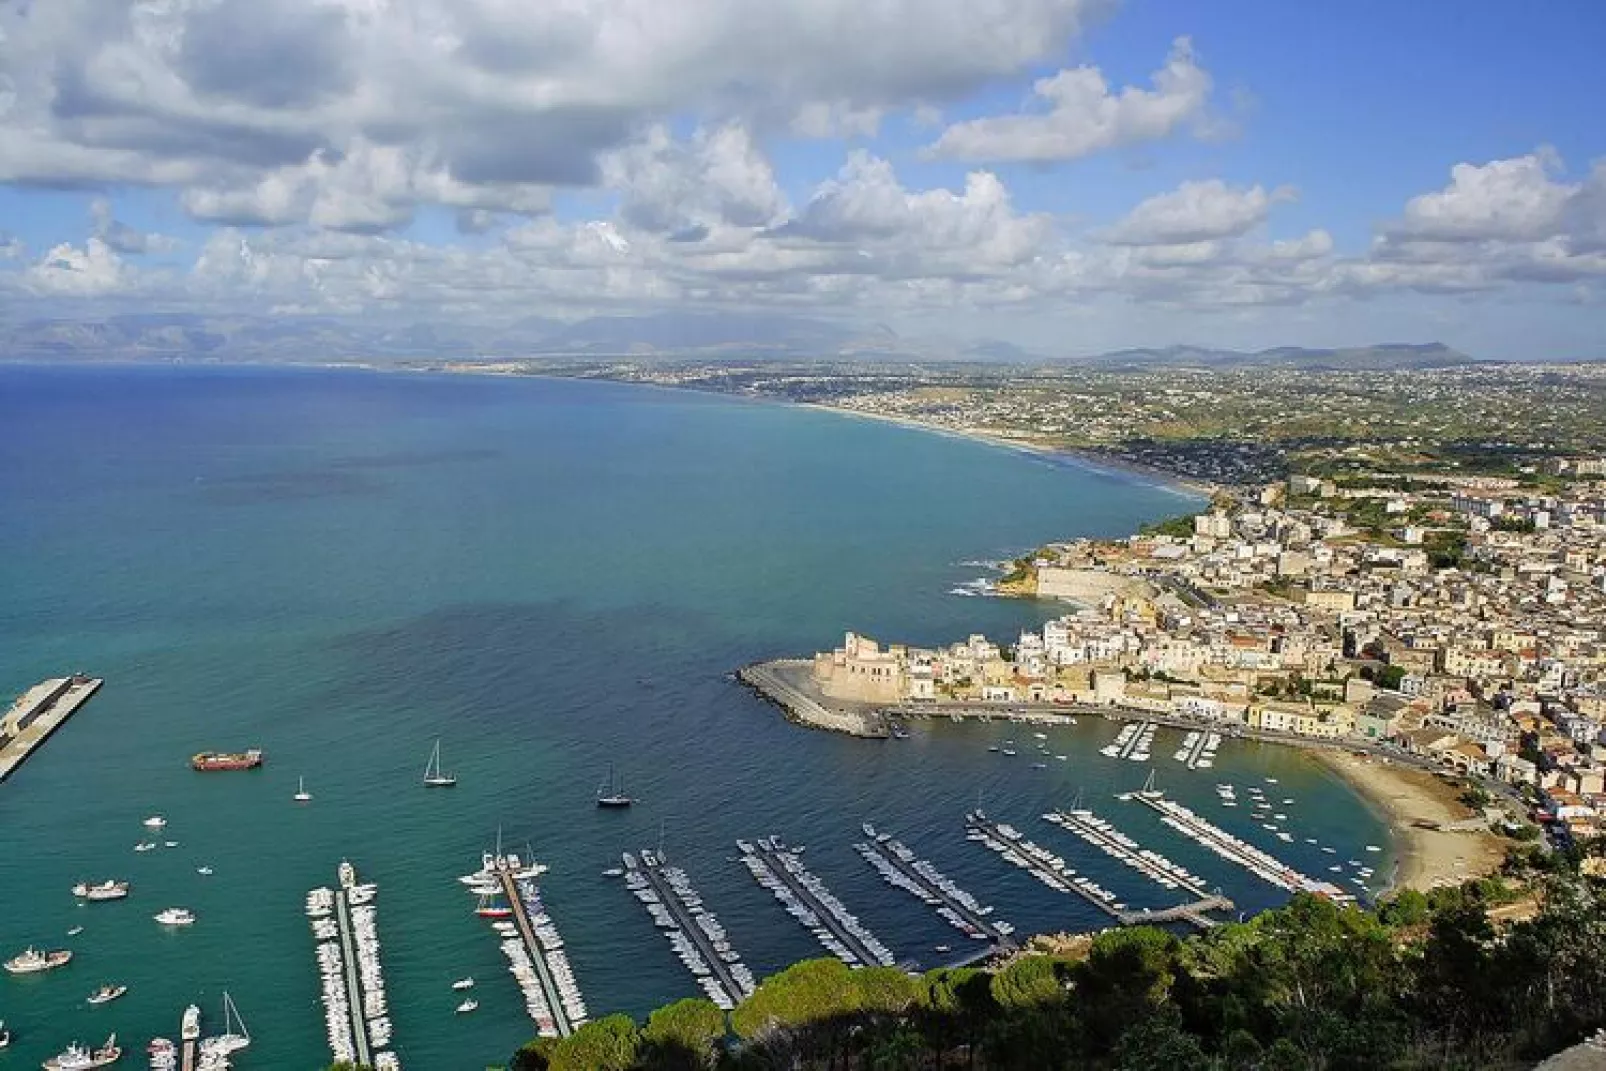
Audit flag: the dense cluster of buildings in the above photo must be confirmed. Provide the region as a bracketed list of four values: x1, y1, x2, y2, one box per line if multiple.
[814, 468, 1606, 841]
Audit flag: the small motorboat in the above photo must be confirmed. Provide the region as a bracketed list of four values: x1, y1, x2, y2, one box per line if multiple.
[154, 907, 195, 926]
[196, 867, 213, 876]
[163, 841, 179, 848]
[455, 998, 478, 1014]
[87, 984, 127, 1006]
[67, 926, 84, 937]
[452, 977, 475, 990]
[143, 816, 167, 829]
[134, 842, 157, 853]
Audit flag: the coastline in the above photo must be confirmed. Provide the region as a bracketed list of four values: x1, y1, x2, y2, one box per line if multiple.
[801, 402, 1216, 500]
[1309, 748, 1505, 894]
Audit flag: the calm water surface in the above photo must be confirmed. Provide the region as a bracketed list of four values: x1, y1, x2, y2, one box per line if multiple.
[0, 365, 1389, 1068]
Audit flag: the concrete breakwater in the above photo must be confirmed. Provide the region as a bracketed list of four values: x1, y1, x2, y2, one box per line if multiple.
[737, 660, 888, 738]
[0, 675, 103, 784]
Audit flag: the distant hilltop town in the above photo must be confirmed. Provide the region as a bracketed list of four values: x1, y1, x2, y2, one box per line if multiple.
[814, 460, 1606, 838]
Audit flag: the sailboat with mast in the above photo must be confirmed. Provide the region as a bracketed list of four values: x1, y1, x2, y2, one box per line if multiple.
[293, 775, 312, 802]
[595, 763, 634, 808]
[424, 738, 457, 788]
[202, 991, 251, 1059]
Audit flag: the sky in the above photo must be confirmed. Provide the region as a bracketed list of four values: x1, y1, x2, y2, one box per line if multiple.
[0, 0, 1604, 358]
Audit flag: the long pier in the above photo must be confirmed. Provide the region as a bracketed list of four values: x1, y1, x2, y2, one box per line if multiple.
[496, 867, 584, 1037]
[0, 675, 102, 784]
[739, 837, 894, 968]
[855, 824, 1016, 947]
[1044, 808, 1233, 929]
[333, 887, 376, 1069]
[623, 851, 753, 1010]
[1123, 789, 1353, 904]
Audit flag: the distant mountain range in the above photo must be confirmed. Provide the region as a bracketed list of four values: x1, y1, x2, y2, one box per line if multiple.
[0, 311, 1494, 369]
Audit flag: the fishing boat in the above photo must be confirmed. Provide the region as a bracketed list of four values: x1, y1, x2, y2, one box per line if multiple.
[595, 763, 634, 808]
[293, 775, 312, 802]
[86, 984, 126, 1005]
[4, 947, 72, 974]
[72, 880, 129, 901]
[190, 750, 263, 772]
[42, 1034, 120, 1069]
[423, 738, 457, 787]
[153, 907, 194, 927]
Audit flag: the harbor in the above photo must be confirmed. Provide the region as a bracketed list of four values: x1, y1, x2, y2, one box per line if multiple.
[620, 850, 754, 1010]
[0, 675, 102, 784]
[306, 862, 399, 1071]
[1123, 786, 1355, 905]
[463, 849, 588, 1038]
[738, 836, 895, 968]
[1043, 806, 1233, 929]
[854, 823, 1017, 949]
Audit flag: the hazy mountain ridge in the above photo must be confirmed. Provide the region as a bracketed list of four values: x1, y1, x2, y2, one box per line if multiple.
[0, 312, 1488, 368]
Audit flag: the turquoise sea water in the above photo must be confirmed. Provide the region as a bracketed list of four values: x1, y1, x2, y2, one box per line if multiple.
[0, 365, 1389, 1068]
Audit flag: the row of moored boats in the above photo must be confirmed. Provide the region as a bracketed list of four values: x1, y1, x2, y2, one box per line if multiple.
[738, 837, 894, 968]
[621, 851, 754, 1010]
[966, 812, 1127, 911]
[855, 823, 1013, 943]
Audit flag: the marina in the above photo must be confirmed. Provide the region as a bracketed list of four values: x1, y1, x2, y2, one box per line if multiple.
[1123, 785, 1355, 904]
[1043, 805, 1232, 929]
[620, 850, 754, 1010]
[1098, 720, 1156, 762]
[738, 836, 895, 969]
[0, 676, 103, 785]
[854, 823, 1016, 949]
[463, 848, 588, 1038]
[306, 862, 399, 1071]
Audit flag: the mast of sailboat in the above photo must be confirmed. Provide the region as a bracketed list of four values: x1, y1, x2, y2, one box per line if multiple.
[426, 738, 441, 779]
[222, 991, 248, 1041]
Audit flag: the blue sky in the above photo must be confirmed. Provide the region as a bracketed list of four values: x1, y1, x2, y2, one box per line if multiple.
[1, 0, 1603, 358]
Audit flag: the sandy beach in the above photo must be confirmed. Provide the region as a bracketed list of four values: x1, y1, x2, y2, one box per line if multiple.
[1313, 749, 1506, 894]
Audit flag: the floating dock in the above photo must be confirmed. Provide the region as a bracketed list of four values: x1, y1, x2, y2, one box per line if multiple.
[1043, 807, 1232, 929]
[855, 823, 1017, 948]
[0, 675, 102, 784]
[1098, 719, 1155, 762]
[484, 858, 588, 1037]
[307, 862, 399, 1071]
[739, 836, 895, 968]
[1122, 788, 1353, 904]
[1172, 729, 1221, 769]
[620, 850, 754, 1010]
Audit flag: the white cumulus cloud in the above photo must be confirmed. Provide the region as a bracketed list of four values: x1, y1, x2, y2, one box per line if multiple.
[925, 37, 1212, 162]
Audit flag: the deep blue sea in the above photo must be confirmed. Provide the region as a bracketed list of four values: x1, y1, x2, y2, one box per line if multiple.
[0, 364, 1388, 1068]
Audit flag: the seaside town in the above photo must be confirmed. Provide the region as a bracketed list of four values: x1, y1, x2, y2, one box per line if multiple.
[811, 462, 1606, 853]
